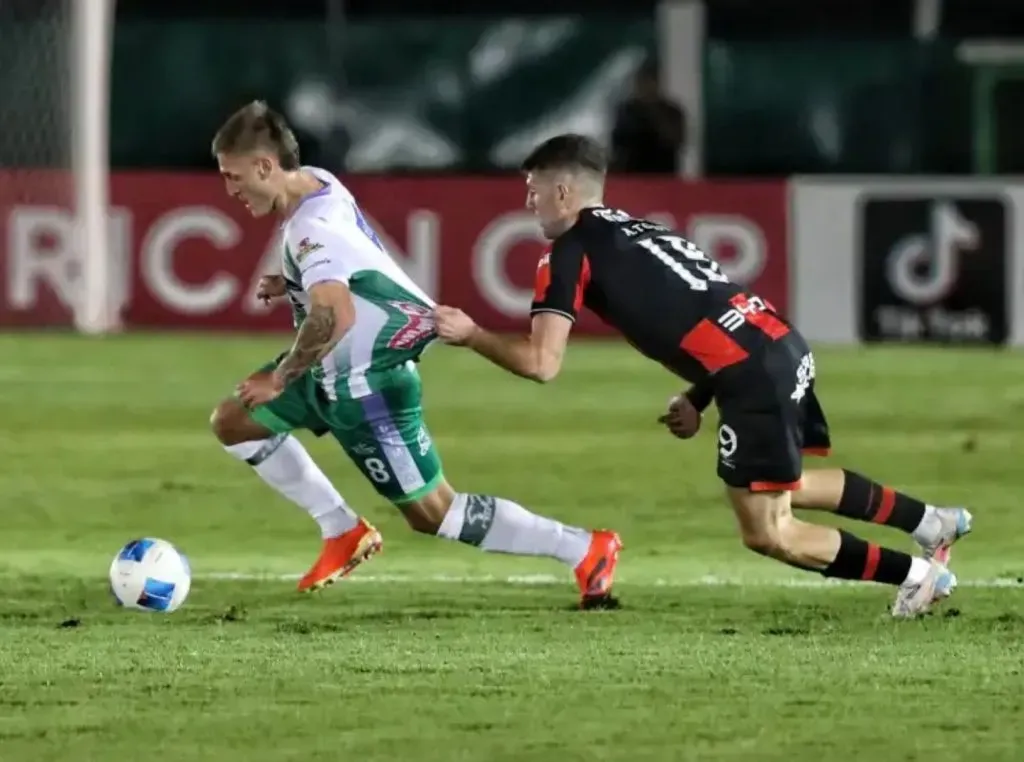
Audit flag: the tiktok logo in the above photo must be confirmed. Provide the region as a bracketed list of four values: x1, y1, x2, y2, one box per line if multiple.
[885, 201, 980, 305]
[859, 195, 1007, 345]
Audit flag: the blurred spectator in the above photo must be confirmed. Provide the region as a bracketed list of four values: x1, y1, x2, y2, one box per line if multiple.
[610, 61, 686, 174]
[610, 60, 684, 174]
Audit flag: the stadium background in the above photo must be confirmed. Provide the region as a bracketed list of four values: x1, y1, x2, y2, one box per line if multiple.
[2, 2, 1023, 761]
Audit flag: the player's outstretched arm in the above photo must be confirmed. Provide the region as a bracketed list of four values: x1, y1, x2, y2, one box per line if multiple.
[274, 281, 356, 385]
[434, 307, 571, 383]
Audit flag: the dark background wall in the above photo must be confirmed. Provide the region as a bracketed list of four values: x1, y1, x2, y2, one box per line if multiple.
[2, 0, 1023, 174]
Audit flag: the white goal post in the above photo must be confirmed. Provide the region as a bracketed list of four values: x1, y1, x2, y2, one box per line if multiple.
[72, 0, 117, 334]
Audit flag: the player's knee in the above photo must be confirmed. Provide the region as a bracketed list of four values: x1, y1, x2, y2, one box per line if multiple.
[210, 399, 249, 446]
[741, 512, 810, 564]
[740, 526, 785, 558]
[729, 488, 793, 560]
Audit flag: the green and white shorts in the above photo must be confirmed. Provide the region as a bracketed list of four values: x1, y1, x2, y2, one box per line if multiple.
[246, 358, 444, 505]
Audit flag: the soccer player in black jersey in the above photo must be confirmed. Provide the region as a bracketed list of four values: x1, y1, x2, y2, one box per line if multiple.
[434, 134, 973, 618]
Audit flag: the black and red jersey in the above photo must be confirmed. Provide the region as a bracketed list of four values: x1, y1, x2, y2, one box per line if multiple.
[530, 206, 791, 384]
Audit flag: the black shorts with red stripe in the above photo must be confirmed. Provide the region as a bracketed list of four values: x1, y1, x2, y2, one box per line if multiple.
[711, 328, 831, 491]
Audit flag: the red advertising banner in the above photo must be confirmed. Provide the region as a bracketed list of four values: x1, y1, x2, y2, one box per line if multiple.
[0, 172, 788, 333]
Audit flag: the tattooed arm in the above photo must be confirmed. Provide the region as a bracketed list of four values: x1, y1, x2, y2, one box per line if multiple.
[272, 281, 356, 385]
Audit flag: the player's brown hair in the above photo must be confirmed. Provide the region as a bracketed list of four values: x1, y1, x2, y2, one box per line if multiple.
[520, 134, 607, 176]
[210, 100, 301, 170]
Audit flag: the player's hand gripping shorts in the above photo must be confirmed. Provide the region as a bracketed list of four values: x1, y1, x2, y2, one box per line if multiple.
[711, 330, 831, 492]
[243, 356, 445, 505]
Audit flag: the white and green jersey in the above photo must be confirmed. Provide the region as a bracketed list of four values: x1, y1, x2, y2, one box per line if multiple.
[281, 167, 436, 399]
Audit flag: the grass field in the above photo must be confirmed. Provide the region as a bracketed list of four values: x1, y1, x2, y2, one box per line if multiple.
[2, 334, 1024, 762]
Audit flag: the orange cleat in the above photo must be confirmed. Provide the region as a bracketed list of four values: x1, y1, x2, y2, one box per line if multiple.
[573, 530, 622, 609]
[297, 518, 382, 592]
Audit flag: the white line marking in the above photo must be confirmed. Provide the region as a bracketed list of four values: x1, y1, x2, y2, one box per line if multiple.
[200, 572, 1024, 588]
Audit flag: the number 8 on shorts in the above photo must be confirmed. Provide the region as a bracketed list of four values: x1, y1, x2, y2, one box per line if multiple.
[324, 367, 446, 505]
[362, 457, 392, 485]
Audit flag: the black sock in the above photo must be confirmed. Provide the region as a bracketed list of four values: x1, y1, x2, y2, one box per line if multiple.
[823, 530, 912, 586]
[836, 470, 927, 533]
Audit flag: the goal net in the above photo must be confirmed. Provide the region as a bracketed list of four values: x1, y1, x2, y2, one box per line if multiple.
[0, 0, 117, 333]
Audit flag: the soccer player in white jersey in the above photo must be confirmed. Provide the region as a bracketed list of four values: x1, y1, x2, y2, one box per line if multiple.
[207, 101, 622, 608]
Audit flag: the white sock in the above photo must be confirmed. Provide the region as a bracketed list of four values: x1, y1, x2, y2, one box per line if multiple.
[910, 505, 941, 546]
[437, 493, 591, 568]
[225, 435, 359, 539]
[904, 557, 932, 586]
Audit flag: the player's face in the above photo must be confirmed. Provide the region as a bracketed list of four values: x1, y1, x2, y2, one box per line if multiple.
[525, 171, 575, 239]
[217, 152, 280, 217]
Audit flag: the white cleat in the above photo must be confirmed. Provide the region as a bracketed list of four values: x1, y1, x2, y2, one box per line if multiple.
[891, 560, 957, 619]
[916, 507, 973, 565]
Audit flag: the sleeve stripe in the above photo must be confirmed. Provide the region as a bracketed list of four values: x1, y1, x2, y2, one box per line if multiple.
[529, 308, 576, 323]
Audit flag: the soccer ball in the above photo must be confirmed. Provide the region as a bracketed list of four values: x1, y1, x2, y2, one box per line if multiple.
[108, 538, 191, 613]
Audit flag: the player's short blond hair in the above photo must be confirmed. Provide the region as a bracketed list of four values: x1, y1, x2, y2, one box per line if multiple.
[211, 100, 300, 170]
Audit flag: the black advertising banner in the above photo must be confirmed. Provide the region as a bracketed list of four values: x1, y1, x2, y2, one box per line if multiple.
[858, 196, 1008, 344]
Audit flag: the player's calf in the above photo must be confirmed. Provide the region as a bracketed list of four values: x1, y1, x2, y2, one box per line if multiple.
[212, 397, 372, 589]
[396, 480, 458, 535]
[794, 469, 972, 559]
[729, 488, 843, 572]
[727, 487, 952, 615]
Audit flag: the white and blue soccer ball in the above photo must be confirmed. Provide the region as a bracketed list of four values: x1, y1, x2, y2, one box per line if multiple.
[108, 538, 191, 613]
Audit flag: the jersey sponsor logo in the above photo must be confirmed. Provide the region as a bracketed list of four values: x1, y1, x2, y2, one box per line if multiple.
[387, 300, 435, 350]
[858, 197, 1007, 344]
[717, 294, 769, 332]
[791, 353, 815, 402]
[294, 237, 324, 262]
[714, 293, 788, 341]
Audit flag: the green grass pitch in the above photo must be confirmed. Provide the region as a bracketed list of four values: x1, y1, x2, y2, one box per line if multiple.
[1, 334, 1023, 761]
